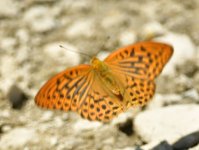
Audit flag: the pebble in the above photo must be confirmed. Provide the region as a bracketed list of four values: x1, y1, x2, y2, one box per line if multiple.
[140, 22, 167, 40]
[183, 89, 199, 102]
[7, 84, 28, 109]
[101, 11, 127, 29]
[116, 147, 136, 150]
[147, 94, 182, 109]
[0, 128, 38, 149]
[189, 144, 199, 150]
[119, 30, 137, 46]
[97, 51, 110, 60]
[23, 6, 56, 33]
[134, 104, 199, 144]
[0, 37, 17, 51]
[0, 0, 19, 18]
[172, 131, 199, 150]
[41, 111, 53, 122]
[73, 119, 102, 133]
[155, 32, 196, 75]
[117, 119, 133, 136]
[111, 108, 139, 125]
[65, 19, 94, 38]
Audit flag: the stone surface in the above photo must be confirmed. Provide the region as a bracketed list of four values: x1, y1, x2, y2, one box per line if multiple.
[0, 0, 199, 149]
[0, 0, 19, 18]
[23, 6, 56, 32]
[43, 42, 81, 66]
[119, 30, 137, 46]
[140, 22, 167, 40]
[134, 104, 199, 144]
[0, 128, 38, 149]
[73, 119, 102, 133]
[65, 19, 94, 38]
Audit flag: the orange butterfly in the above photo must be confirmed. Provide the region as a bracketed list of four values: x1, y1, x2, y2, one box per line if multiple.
[35, 41, 173, 122]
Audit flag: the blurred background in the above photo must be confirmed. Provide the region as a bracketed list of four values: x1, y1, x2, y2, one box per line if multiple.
[0, 0, 199, 150]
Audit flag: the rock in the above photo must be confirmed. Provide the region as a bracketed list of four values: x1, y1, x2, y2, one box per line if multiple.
[97, 51, 110, 60]
[0, 37, 17, 51]
[155, 32, 196, 75]
[23, 6, 56, 33]
[117, 119, 133, 136]
[189, 144, 199, 150]
[49, 136, 58, 146]
[172, 131, 199, 150]
[16, 29, 29, 45]
[7, 84, 28, 109]
[147, 94, 182, 109]
[115, 147, 136, 150]
[0, 0, 19, 18]
[119, 31, 137, 46]
[73, 119, 102, 133]
[40, 111, 53, 122]
[0, 128, 38, 149]
[65, 19, 94, 38]
[183, 89, 199, 102]
[111, 108, 139, 125]
[134, 104, 199, 144]
[152, 141, 172, 150]
[101, 12, 127, 29]
[140, 22, 167, 40]
[43, 42, 81, 66]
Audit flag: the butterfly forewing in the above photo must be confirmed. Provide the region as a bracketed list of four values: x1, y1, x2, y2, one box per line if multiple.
[105, 41, 173, 80]
[35, 65, 92, 111]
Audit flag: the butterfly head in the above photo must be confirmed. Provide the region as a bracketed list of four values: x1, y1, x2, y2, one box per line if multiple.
[91, 56, 108, 70]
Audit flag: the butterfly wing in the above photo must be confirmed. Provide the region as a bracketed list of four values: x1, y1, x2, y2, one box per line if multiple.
[35, 64, 124, 122]
[105, 41, 173, 80]
[104, 41, 173, 107]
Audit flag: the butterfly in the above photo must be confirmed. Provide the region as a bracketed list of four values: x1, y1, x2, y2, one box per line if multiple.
[35, 41, 173, 122]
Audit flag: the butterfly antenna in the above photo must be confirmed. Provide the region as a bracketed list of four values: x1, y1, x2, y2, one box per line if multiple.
[59, 45, 92, 59]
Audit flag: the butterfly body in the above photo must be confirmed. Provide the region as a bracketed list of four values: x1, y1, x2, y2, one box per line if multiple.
[35, 41, 173, 122]
[91, 57, 122, 96]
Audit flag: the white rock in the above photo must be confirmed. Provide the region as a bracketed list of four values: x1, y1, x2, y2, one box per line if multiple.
[97, 51, 110, 60]
[0, 0, 19, 18]
[53, 116, 64, 127]
[16, 29, 29, 44]
[101, 12, 126, 29]
[134, 104, 199, 144]
[0, 55, 17, 93]
[65, 19, 94, 38]
[41, 111, 53, 122]
[0, 128, 38, 149]
[116, 147, 136, 150]
[111, 109, 137, 125]
[140, 22, 167, 40]
[49, 136, 58, 146]
[43, 42, 81, 66]
[23, 6, 56, 33]
[73, 119, 102, 133]
[183, 89, 199, 101]
[189, 144, 199, 150]
[119, 31, 137, 46]
[0, 37, 17, 51]
[147, 94, 182, 109]
[155, 32, 196, 75]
